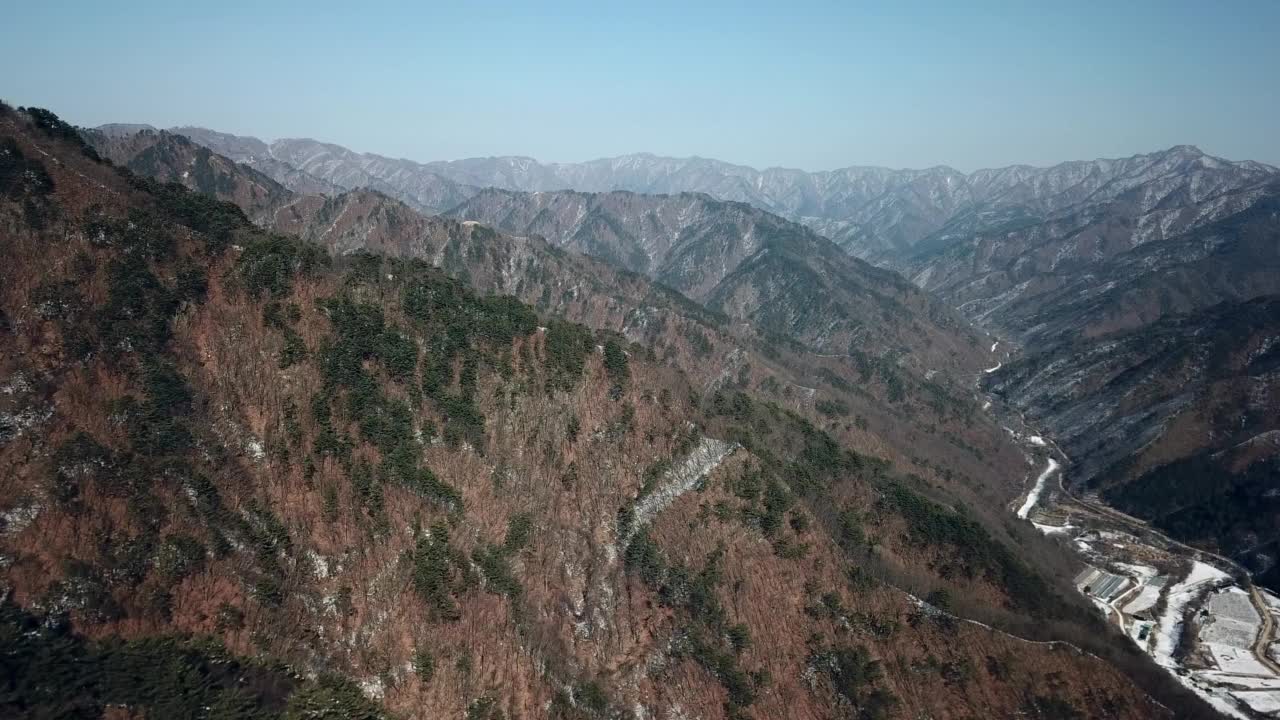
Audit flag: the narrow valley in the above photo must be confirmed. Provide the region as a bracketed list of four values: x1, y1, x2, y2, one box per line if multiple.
[4, 5, 1279, 717]
[1001, 378, 1280, 718]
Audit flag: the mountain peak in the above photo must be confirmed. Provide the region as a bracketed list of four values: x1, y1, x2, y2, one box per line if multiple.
[1163, 143, 1206, 158]
[94, 122, 158, 137]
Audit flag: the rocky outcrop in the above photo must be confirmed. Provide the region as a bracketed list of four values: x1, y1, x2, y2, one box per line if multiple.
[622, 436, 736, 544]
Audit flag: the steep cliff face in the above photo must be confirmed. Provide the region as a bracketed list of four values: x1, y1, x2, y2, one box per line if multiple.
[2, 106, 1210, 719]
[987, 297, 1280, 589]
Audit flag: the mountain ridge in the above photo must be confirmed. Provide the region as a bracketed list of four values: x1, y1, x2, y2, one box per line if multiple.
[165, 124, 1277, 266]
[444, 187, 985, 368]
[81, 119, 1014, 498]
[5, 102, 1210, 720]
[167, 127, 1277, 180]
[99, 126, 993, 376]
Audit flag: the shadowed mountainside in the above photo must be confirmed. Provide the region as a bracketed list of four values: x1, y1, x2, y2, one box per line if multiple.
[988, 296, 1280, 590]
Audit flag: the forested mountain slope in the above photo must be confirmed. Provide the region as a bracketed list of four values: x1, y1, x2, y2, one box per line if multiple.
[2, 105, 1220, 719]
[83, 126, 1018, 512]
[959, 164, 1280, 597]
[84, 126, 295, 223]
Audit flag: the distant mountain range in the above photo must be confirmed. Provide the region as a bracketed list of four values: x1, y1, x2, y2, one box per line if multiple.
[162, 127, 1278, 268]
[134, 123, 1280, 356]
[12, 101, 1280, 719]
[82, 126, 1006, 466]
[900, 148, 1280, 338]
[444, 188, 980, 364]
[107, 122, 1280, 593]
[93, 127, 987, 371]
[174, 127, 477, 214]
[6, 103, 1201, 720]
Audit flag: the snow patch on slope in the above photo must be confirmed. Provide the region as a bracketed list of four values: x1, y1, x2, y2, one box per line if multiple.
[1017, 458, 1060, 519]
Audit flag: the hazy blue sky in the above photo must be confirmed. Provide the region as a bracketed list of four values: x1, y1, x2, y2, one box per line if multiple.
[4, 0, 1277, 171]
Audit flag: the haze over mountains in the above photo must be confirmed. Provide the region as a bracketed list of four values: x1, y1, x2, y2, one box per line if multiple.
[92, 129, 1280, 536]
[4, 101, 1280, 720]
[7, 0, 1280, 713]
[147, 127, 1280, 499]
[168, 125, 1279, 267]
[442, 187, 983, 365]
[82, 128, 1029, 572]
[9, 103, 1212, 720]
[90, 127, 990, 372]
[164, 122, 1280, 607]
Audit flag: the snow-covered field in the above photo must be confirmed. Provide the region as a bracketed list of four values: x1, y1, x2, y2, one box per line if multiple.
[1123, 582, 1163, 616]
[1032, 521, 1073, 535]
[1153, 561, 1231, 667]
[1198, 671, 1280, 690]
[1115, 562, 1158, 578]
[1201, 588, 1262, 650]
[992, 420, 1280, 717]
[1145, 568, 1280, 719]
[1207, 642, 1274, 676]
[1115, 563, 1165, 616]
[1191, 588, 1280, 714]
[1237, 691, 1280, 716]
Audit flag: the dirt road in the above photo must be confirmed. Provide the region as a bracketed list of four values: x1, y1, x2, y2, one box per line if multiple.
[1248, 585, 1280, 675]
